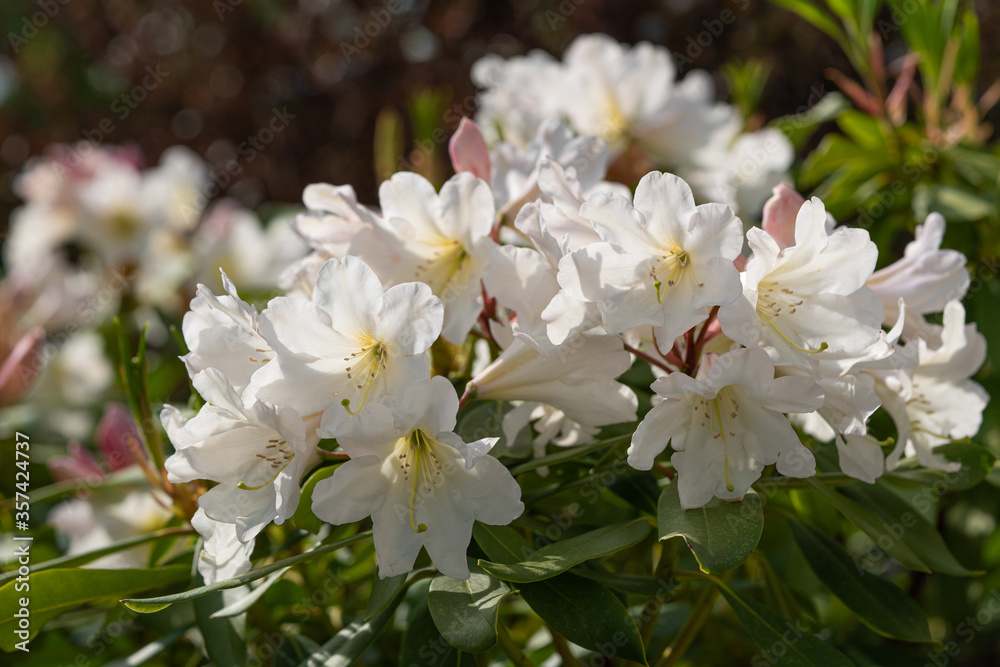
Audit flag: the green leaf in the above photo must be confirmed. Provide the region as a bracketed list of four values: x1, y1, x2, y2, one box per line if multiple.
[518, 573, 646, 665]
[572, 570, 675, 597]
[366, 573, 407, 620]
[401, 587, 478, 667]
[837, 110, 886, 150]
[913, 184, 997, 222]
[194, 587, 247, 667]
[478, 519, 650, 583]
[806, 479, 977, 576]
[839, 482, 979, 576]
[657, 484, 762, 574]
[889, 442, 996, 491]
[719, 585, 854, 666]
[122, 532, 370, 613]
[0, 566, 189, 652]
[427, 564, 512, 653]
[298, 587, 405, 666]
[771, 0, 846, 43]
[292, 466, 339, 534]
[772, 92, 850, 149]
[938, 442, 996, 490]
[472, 524, 646, 664]
[791, 522, 931, 642]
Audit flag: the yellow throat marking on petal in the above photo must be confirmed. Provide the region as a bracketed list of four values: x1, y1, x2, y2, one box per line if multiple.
[415, 238, 468, 295]
[602, 95, 629, 143]
[397, 428, 445, 534]
[652, 244, 690, 304]
[342, 339, 387, 415]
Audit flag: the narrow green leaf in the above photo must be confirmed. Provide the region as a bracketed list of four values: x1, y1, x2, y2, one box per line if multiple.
[122, 531, 370, 613]
[508, 435, 630, 476]
[791, 522, 931, 642]
[771, 0, 846, 42]
[195, 587, 247, 667]
[657, 484, 762, 574]
[806, 479, 978, 576]
[105, 624, 193, 667]
[366, 573, 407, 620]
[298, 587, 405, 666]
[839, 482, 979, 576]
[0, 527, 194, 586]
[0, 566, 189, 652]
[428, 564, 512, 653]
[211, 566, 289, 619]
[718, 585, 854, 666]
[478, 519, 650, 583]
[933, 442, 996, 490]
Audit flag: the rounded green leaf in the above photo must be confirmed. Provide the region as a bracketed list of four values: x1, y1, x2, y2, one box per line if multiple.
[427, 565, 512, 653]
[657, 484, 763, 573]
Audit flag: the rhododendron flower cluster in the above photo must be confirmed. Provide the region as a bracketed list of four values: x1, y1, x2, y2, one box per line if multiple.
[163, 103, 986, 579]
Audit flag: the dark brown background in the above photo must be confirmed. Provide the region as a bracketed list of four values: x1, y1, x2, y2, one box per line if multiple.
[1, 0, 998, 228]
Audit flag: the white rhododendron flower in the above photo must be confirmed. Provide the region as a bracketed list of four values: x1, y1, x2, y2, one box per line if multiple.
[867, 212, 970, 335]
[182, 270, 272, 392]
[555, 171, 743, 347]
[719, 197, 886, 374]
[190, 508, 255, 585]
[163, 369, 314, 543]
[373, 172, 497, 343]
[629, 348, 823, 508]
[877, 300, 989, 472]
[252, 256, 443, 434]
[469, 324, 637, 433]
[311, 376, 523, 579]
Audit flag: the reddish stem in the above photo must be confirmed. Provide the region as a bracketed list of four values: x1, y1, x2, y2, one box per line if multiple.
[624, 343, 673, 373]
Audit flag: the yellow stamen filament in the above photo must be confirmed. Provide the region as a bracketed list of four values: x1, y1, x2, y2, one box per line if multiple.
[397, 428, 446, 534]
[756, 287, 828, 354]
[341, 341, 387, 415]
[651, 247, 689, 304]
[699, 390, 741, 493]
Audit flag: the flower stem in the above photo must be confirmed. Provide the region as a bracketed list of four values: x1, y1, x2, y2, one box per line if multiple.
[497, 621, 536, 667]
[549, 626, 581, 667]
[656, 579, 720, 667]
[640, 537, 679, 648]
[624, 343, 673, 373]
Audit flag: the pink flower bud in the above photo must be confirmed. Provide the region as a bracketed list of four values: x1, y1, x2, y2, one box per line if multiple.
[96, 403, 141, 471]
[0, 327, 44, 407]
[761, 183, 805, 250]
[48, 441, 104, 482]
[449, 117, 492, 183]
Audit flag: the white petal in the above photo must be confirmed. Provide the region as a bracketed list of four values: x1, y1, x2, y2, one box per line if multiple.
[377, 282, 443, 356]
